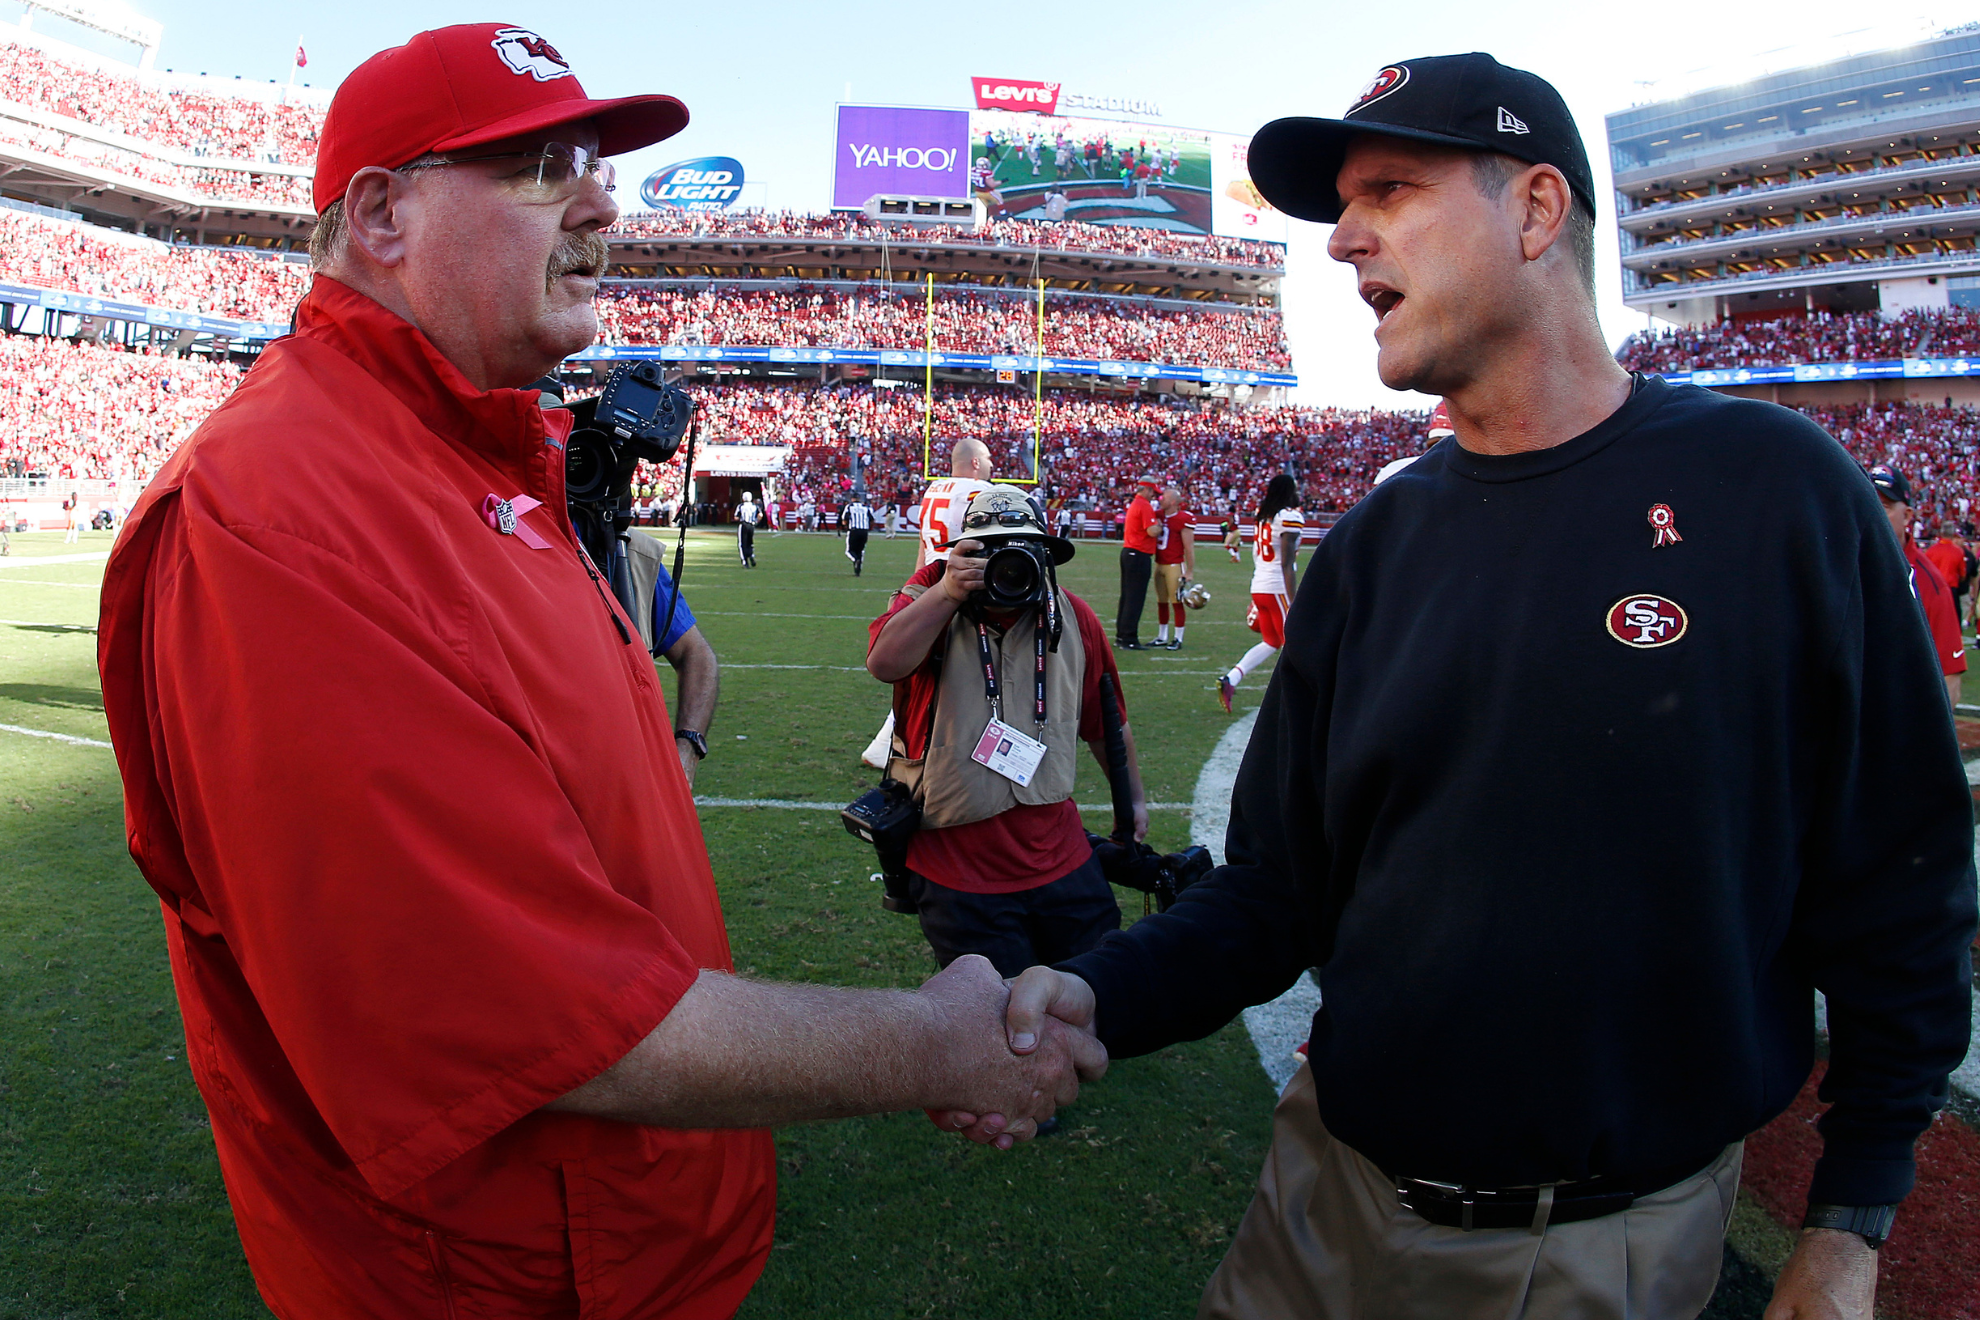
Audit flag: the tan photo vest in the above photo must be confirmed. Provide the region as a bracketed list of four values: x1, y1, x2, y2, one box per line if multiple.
[888, 587, 1087, 830]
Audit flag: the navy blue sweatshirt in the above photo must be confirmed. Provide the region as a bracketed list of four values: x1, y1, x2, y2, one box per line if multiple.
[1064, 377, 1976, 1206]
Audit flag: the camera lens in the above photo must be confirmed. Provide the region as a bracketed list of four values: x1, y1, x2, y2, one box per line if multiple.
[565, 433, 613, 502]
[983, 545, 1043, 604]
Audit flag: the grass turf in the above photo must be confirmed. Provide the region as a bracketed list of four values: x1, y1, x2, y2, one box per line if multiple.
[0, 526, 1814, 1317]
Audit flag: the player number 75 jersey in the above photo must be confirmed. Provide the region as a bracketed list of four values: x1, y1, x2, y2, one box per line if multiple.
[918, 477, 994, 562]
[1250, 507, 1305, 594]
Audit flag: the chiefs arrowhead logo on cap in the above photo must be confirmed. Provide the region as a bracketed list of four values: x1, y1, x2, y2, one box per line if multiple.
[491, 28, 573, 82]
[1606, 594, 1688, 649]
[1347, 65, 1409, 116]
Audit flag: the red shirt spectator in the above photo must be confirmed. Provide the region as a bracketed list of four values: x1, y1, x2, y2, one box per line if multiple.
[1904, 539, 1968, 680]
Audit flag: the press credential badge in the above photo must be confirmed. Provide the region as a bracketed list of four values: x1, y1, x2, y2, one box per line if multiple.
[971, 718, 1047, 787]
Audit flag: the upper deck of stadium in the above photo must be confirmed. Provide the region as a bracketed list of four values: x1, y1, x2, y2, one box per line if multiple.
[1604, 27, 1980, 322]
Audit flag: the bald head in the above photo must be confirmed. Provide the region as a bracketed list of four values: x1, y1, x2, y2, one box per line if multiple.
[950, 438, 994, 482]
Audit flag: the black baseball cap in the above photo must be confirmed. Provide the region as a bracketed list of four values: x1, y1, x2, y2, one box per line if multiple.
[1868, 463, 1912, 505]
[1248, 53, 1596, 225]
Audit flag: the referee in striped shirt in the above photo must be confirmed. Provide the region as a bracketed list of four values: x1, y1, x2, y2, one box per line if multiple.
[842, 492, 873, 577]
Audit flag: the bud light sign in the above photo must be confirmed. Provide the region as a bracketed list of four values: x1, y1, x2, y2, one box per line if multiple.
[833, 105, 970, 209]
[640, 157, 745, 210]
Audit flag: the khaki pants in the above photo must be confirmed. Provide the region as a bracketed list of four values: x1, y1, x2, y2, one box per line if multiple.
[1155, 561, 1184, 605]
[1200, 1065, 1741, 1320]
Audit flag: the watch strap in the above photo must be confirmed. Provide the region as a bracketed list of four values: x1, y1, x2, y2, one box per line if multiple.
[675, 729, 709, 759]
[1802, 1203, 1896, 1248]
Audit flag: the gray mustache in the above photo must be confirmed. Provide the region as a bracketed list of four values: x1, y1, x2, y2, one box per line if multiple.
[549, 231, 609, 282]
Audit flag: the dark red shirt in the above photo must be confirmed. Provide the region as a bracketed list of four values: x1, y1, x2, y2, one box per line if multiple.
[1155, 508, 1192, 565]
[870, 561, 1124, 893]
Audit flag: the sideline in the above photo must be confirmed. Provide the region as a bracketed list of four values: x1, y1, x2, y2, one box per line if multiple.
[0, 722, 113, 749]
[1190, 709, 1321, 1093]
[0, 551, 112, 569]
[695, 796, 1191, 812]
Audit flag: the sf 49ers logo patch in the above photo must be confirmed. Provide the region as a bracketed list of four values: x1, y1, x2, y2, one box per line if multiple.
[1606, 594, 1687, 648]
[491, 28, 573, 81]
[1346, 65, 1409, 116]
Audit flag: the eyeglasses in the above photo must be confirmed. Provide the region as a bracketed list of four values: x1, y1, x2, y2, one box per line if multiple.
[401, 141, 615, 196]
[963, 507, 1035, 531]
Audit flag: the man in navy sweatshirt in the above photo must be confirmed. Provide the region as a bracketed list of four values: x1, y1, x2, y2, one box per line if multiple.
[936, 54, 1976, 1320]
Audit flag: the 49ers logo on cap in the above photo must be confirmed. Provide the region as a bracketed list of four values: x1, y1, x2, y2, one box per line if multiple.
[1606, 594, 1687, 649]
[1347, 65, 1409, 116]
[491, 28, 572, 82]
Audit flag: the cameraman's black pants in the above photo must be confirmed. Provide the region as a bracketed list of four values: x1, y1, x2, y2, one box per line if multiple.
[909, 853, 1121, 978]
[1117, 547, 1152, 644]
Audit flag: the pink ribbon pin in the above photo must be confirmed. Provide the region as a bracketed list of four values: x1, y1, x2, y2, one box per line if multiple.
[483, 493, 553, 550]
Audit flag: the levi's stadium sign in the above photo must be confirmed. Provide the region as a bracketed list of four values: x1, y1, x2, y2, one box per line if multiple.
[640, 157, 746, 210]
[972, 76, 1061, 114]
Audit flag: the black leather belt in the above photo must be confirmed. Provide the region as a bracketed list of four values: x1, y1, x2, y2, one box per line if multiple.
[1390, 1151, 1721, 1232]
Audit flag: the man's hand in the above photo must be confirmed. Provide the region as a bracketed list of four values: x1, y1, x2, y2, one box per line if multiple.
[942, 539, 986, 602]
[917, 956, 1106, 1148]
[1763, 1229, 1877, 1320]
[928, 966, 1102, 1144]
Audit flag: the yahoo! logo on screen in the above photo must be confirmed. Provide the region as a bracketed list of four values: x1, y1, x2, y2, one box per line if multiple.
[833, 105, 970, 209]
[844, 143, 958, 171]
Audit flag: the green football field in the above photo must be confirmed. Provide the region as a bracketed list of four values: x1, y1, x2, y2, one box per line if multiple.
[0, 526, 1804, 1317]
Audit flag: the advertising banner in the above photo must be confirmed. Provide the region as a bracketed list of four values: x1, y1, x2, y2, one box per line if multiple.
[1209, 133, 1287, 242]
[968, 108, 1212, 234]
[972, 76, 1062, 114]
[832, 105, 970, 209]
[640, 157, 746, 211]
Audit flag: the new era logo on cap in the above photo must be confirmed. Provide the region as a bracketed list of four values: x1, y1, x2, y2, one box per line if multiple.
[491, 28, 572, 82]
[1496, 106, 1529, 134]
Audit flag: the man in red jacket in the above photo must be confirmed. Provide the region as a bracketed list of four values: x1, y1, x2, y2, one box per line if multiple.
[1115, 474, 1160, 648]
[1871, 464, 1966, 708]
[96, 25, 1101, 1319]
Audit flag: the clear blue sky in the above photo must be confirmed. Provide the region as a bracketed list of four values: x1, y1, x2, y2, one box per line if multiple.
[28, 0, 1953, 408]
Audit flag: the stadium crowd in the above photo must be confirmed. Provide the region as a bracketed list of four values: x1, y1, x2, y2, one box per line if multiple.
[0, 38, 322, 165]
[14, 337, 1976, 545]
[597, 285, 1289, 369]
[606, 209, 1283, 269]
[0, 209, 306, 319]
[1616, 307, 1980, 372]
[1803, 400, 1980, 534]
[0, 115, 314, 208]
[0, 335, 242, 486]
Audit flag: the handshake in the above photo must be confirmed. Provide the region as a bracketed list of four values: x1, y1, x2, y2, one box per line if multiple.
[916, 956, 1105, 1149]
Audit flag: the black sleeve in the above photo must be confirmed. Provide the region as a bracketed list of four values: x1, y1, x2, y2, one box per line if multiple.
[1059, 552, 1337, 1057]
[1800, 494, 1978, 1207]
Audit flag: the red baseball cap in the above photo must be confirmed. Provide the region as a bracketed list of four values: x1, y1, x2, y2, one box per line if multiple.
[312, 23, 689, 214]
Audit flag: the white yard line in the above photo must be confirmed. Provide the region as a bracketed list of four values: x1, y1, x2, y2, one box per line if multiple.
[1189, 710, 1321, 1093]
[695, 796, 1190, 812]
[0, 619, 96, 631]
[0, 551, 111, 568]
[0, 723, 112, 749]
[0, 580, 101, 589]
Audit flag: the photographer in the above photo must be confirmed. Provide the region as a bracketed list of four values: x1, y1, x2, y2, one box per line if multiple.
[622, 529, 719, 785]
[867, 486, 1149, 976]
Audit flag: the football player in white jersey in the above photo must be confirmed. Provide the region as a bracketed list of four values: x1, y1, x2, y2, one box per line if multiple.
[859, 439, 997, 767]
[1218, 473, 1304, 714]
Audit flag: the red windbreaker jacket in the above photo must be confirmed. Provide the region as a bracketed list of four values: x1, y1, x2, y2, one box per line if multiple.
[97, 277, 773, 1318]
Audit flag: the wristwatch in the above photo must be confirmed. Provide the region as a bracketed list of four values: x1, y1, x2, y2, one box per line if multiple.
[675, 729, 709, 760]
[1801, 1203, 1896, 1249]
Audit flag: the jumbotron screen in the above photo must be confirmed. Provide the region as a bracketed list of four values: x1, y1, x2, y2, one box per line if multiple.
[967, 107, 1285, 242]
